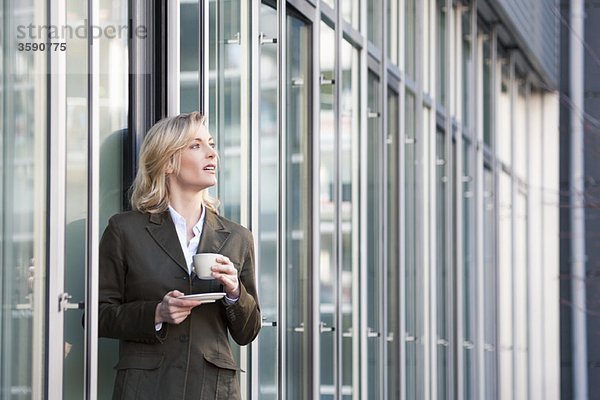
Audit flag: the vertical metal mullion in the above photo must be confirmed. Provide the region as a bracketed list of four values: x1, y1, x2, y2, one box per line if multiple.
[249, 1, 262, 398]
[84, 1, 100, 399]
[429, 0, 439, 397]
[312, 9, 322, 400]
[475, 19, 488, 400]
[199, 0, 207, 116]
[490, 25, 500, 400]
[454, 3, 465, 400]
[277, 2, 287, 399]
[334, 1, 342, 398]
[443, 2, 454, 399]
[398, 0, 407, 397]
[46, 0, 67, 397]
[381, 1, 390, 398]
[167, 0, 180, 116]
[358, 0, 369, 398]
[508, 51, 517, 400]
[525, 78, 533, 400]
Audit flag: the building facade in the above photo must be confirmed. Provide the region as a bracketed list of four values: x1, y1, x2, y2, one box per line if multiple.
[559, 0, 600, 398]
[0, 0, 561, 399]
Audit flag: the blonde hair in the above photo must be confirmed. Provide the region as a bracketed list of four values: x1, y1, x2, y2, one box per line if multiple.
[130, 112, 220, 214]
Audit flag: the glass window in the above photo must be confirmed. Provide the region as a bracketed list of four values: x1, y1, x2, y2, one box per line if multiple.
[1, 1, 47, 397]
[97, 3, 130, 398]
[483, 38, 492, 147]
[386, 88, 400, 399]
[462, 140, 475, 399]
[368, 0, 382, 48]
[319, 21, 336, 400]
[180, 0, 199, 112]
[366, 71, 382, 399]
[514, 83, 527, 180]
[405, 0, 416, 78]
[498, 171, 513, 397]
[483, 167, 498, 400]
[256, 4, 278, 398]
[497, 61, 511, 164]
[208, 0, 248, 222]
[462, 9, 472, 129]
[387, 0, 399, 66]
[63, 2, 89, 397]
[423, 0, 431, 93]
[436, 0, 447, 105]
[404, 91, 421, 399]
[514, 190, 528, 399]
[436, 130, 449, 400]
[340, 39, 360, 399]
[341, 0, 359, 31]
[285, 13, 311, 400]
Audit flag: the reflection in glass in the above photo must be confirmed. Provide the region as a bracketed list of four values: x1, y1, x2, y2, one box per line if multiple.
[180, 0, 199, 112]
[340, 39, 359, 399]
[386, 90, 400, 399]
[63, 2, 89, 397]
[366, 72, 382, 399]
[257, 4, 278, 398]
[405, 0, 416, 78]
[404, 92, 422, 399]
[319, 21, 336, 400]
[387, 0, 399, 66]
[436, 0, 447, 105]
[462, 10, 472, 128]
[285, 14, 310, 400]
[436, 130, 449, 400]
[462, 140, 475, 399]
[208, 0, 246, 223]
[483, 39, 491, 146]
[341, 0, 359, 30]
[368, 0, 382, 47]
[483, 168, 497, 400]
[514, 191, 528, 399]
[497, 62, 511, 164]
[0, 1, 47, 398]
[498, 171, 513, 395]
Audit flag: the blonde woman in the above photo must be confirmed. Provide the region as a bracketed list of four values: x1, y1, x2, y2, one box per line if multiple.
[98, 112, 261, 400]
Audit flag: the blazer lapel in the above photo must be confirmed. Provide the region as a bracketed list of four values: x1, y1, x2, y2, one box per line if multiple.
[146, 211, 189, 274]
[197, 210, 230, 254]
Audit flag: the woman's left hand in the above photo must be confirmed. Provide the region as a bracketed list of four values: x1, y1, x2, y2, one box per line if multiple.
[211, 256, 240, 299]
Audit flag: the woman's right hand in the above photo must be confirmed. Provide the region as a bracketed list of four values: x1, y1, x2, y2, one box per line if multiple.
[155, 290, 201, 325]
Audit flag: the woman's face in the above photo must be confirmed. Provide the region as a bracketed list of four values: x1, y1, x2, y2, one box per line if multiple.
[171, 125, 218, 192]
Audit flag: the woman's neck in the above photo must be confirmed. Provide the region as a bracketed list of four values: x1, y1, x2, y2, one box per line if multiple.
[169, 192, 204, 229]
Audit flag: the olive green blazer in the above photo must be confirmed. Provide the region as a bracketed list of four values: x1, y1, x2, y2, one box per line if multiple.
[98, 209, 261, 400]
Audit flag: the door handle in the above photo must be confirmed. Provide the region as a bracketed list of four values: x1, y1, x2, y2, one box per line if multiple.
[261, 316, 277, 327]
[367, 327, 381, 338]
[293, 322, 305, 332]
[319, 321, 335, 333]
[58, 292, 84, 312]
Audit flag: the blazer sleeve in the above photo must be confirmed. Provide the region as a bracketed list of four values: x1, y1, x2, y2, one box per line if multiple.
[98, 216, 165, 343]
[223, 230, 261, 345]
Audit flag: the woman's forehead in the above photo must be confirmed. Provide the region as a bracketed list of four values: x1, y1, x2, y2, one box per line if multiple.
[188, 125, 213, 141]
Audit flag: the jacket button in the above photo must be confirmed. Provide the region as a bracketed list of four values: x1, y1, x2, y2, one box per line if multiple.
[179, 334, 189, 342]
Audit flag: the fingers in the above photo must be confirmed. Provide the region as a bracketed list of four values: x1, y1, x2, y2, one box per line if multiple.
[211, 257, 240, 298]
[158, 291, 202, 325]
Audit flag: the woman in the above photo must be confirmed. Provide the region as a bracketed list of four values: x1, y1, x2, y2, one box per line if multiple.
[98, 112, 261, 400]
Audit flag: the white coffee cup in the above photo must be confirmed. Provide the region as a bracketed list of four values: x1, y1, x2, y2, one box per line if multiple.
[193, 253, 222, 280]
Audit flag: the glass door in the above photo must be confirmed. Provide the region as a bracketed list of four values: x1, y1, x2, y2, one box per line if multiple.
[284, 10, 311, 400]
[0, 1, 48, 398]
[46, 2, 129, 398]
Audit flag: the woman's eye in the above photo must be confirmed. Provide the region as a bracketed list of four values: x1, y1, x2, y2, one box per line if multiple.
[190, 143, 200, 149]
[209, 143, 216, 149]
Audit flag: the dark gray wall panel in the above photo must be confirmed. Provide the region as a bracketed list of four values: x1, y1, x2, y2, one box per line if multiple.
[484, 0, 559, 88]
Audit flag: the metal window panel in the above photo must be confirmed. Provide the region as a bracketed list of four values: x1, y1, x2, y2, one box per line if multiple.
[167, 0, 180, 115]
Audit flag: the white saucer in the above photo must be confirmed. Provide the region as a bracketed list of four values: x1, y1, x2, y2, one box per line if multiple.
[179, 292, 226, 302]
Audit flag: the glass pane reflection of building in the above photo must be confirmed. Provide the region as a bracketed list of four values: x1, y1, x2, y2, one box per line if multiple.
[285, 12, 310, 400]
